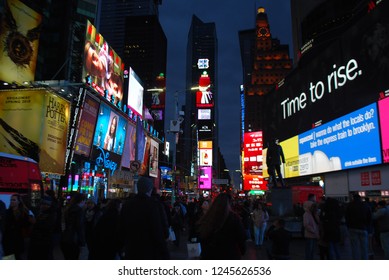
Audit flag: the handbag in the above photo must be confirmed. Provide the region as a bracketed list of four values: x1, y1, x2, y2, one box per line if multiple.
[187, 242, 201, 259]
[168, 227, 176, 242]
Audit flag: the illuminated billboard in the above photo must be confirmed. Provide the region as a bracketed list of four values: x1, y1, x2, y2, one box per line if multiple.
[243, 131, 263, 175]
[149, 138, 159, 178]
[199, 166, 212, 190]
[198, 141, 212, 166]
[0, 89, 70, 174]
[263, 3, 389, 142]
[120, 123, 136, 169]
[196, 72, 214, 108]
[198, 109, 211, 120]
[93, 103, 127, 155]
[0, 0, 42, 84]
[83, 20, 124, 107]
[127, 68, 144, 116]
[74, 94, 99, 157]
[379, 96, 389, 163]
[243, 174, 266, 191]
[263, 103, 381, 178]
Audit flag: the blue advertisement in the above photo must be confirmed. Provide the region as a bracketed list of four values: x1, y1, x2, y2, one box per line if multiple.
[297, 103, 381, 175]
[93, 103, 127, 155]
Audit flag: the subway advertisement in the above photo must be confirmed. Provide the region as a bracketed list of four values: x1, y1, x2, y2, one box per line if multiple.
[0, 89, 70, 174]
[263, 2, 389, 142]
[263, 103, 381, 179]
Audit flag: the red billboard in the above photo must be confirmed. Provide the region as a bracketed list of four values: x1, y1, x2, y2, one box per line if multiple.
[196, 72, 214, 108]
[243, 131, 264, 190]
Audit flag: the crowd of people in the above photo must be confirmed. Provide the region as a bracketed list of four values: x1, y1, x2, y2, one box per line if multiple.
[0, 182, 388, 260]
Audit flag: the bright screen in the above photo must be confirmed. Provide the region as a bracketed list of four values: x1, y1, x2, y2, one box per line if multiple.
[93, 103, 127, 155]
[127, 68, 144, 116]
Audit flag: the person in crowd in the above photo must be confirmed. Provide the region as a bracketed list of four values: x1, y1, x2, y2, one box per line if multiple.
[197, 193, 246, 259]
[320, 197, 343, 259]
[104, 115, 118, 151]
[28, 195, 57, 259]
[251, 200, 269, 247]
[151, 189, 170, 241]
[266, 138, 286, 187]
[2, 194, 35, 259]
[240, 199, 252, 240]
[84, 197, 102, 259]
[267, 218, 292, 259]
[372, 200, 389, 259]
[120, 176, 170, 259]
[171, 201, 185, 248]
[60, 192, 86, 260]
[188, 199, 209, 242]
[93, 198, 122, 259]
[303, 200, 320, 259]
[345, 193, 372, 260]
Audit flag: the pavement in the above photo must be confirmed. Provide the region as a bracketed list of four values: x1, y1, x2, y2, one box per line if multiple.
[52, 227, 386, 260]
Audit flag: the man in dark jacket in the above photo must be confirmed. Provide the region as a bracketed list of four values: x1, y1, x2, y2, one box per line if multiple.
[120, 176, 170, 260]
[345, 193, 372, 259]
[266, 138, 286, 187]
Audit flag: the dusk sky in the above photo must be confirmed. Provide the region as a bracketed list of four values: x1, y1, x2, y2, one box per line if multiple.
[159, 0, 294, 183]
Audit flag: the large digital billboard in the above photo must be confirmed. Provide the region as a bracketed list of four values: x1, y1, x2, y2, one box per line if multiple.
[263, 2, 389, 142]
[263, 103, 382, 178]
[127, 68, 144, 116]
[379, 96, 389, 163]
[243, 131, 263, 175]
[196, 72, 214, 108]
[0, 0, 42, 84]
[120, 123, 136, 169]
[83, 20, 124, 107]
[74, 94, 99, 157]
[93, 103, 127, 155]
[0, 89, 70, 174]
[199, 166, 212, 190]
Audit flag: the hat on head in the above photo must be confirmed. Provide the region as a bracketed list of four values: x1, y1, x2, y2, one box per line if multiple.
[137, 176, 154, 195]
[41, 195, 53, 206]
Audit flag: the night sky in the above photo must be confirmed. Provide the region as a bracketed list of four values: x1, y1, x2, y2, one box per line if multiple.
[159, 0, 294, 184]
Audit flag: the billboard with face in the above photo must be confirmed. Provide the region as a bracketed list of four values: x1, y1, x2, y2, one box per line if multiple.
[83, 20, 124, 107]
[93, 103, 127, 155]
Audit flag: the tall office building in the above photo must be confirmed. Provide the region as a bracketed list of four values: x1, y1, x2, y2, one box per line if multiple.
[239, 7, 293, 133]
[123, 15, 167, 139]
[34, 0, 99, 82]
[97, 0, 161, 57]
[238, 7, 293, 191]
[177, 15, 218, 191]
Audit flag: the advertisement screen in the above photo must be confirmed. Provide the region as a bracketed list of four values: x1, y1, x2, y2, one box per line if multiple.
[83, 20, 124, 107]
[198, 109, 211, 120]
[0, 89, 70, 174]
[263, 3, 389, 142]
[196, 72, 214, 108]
[127, 68, 144, 116]
[199, 166, 212, 190]
[0, 0, 42, 83]
[120, 123, 136, 169]
[199, 140, 213, 166]
[74, 95, 99, 157]
[379, 97, 389, 163]
[243, 174, 266, 191]
[149, 138, 159, 178]
[263, 103, 381, 179]
[243, 131, 263, 175]
[93, 103, 127, 155]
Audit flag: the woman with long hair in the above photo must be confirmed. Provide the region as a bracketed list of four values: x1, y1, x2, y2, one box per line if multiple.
[104, 115, 118, 151]
[197, 193, 246, 259]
